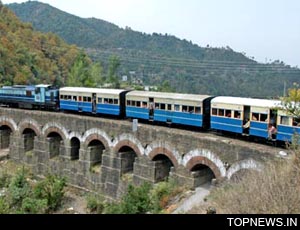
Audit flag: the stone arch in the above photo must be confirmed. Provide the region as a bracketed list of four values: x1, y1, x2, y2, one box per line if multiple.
[82, 128, 110, 150]
[112, 133, 144, 156]
[182, 149, 226, 178]
[0, 116, 17, 132]
[145, 142, 180, 167]
[18, 119, 41, 137]
[226, 159, 263, 180]
[42, 122, 68, 144]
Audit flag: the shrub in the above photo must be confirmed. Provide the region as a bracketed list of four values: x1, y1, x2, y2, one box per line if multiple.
[86, 194, 105, 214]
[7, 168, 31, 207]
[33, 175, 66, 212]
[21, 197, 48, 214]
[0, 197, 9, 214]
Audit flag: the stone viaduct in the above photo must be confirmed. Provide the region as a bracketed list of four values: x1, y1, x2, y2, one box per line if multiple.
[0, 108, 281, 199]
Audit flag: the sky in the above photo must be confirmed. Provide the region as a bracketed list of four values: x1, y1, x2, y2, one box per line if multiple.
[2, 0, 300, 67]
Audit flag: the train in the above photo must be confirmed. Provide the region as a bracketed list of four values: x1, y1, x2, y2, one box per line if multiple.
[1, 84, 299, 143]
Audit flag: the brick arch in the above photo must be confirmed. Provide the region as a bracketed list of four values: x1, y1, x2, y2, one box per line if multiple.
[147, 147, 179, 167]
[113, 140, 142, 156]
[84, 134, 109, 150]
[68, 131, 83, 143]
[145, 141, 181, 167]
[82, 128, 111, 149]
[112, 133, 144, 156]
[0, 116, 17, 132]
[186, 156, 222, 178]
[42, 123, 68, 142]
[18, 119, 41, 136]
[182, 149, 226, 178]
[226, 159, 263, 179]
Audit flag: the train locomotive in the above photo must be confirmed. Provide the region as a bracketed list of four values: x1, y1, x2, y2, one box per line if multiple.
[1, 84, 299, 143]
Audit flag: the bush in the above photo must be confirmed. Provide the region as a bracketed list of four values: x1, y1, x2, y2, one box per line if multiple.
[33, 175, 66, 212]
[86, 194, 105, 214]
[21, 197, 48, 214]
[7, 168, 31, 207]
[0, 197, 9, 214]
[0, 172, 10, 188]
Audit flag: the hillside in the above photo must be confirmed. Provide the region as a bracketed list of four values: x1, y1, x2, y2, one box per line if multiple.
[7, 1, 300, 97]
[0, 2, 91, 86]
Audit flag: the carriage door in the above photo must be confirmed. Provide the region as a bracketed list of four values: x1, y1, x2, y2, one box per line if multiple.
[243, 106, 251, 134]
[92, 93, 97, 114]
[149, 97, 154, 120]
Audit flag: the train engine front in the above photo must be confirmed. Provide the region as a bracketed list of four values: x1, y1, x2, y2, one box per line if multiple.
[0, 84, 59, 110]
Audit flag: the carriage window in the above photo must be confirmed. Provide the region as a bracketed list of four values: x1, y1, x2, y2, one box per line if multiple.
[108, 99, 113, 104]
[155, 103, 159, 109]
[252, 113, 259, 121]
[136, 101, 141, 107]
[64, 95, 68, 100]
[98, 98, 103, 103]
[234, 111, 241, 119]
[167, 104, 172, 111]
[78, 96, 82, 102]
[281, 116, 289, 126]
[212, 108, 217, 115]
[68, 95, 72, 100]
[195, 107, 201, 114]
[73, 96, 77, 101]
[225, 110, 232, 118]
[142, 102, 147, 108]
[127, 100, 131, 106]
[174, 105, 180, 111]
[83, 97, 87, 102]
[60, 95, 64, 99]
[260, 114, 267, 122]
[182, 105, 188, 112]
[26, 90, 32, 97]
[104, 98, 109, 104]
[160, 104, 166, 110]
[87, 97, 92, 102]
[218, 109, 224, 116]
[114, 99, 119, 105]
[188, 106, 194, 113]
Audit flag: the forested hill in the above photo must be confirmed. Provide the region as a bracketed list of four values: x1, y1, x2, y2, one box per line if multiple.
[7, 1, 300, 97]
[0, 2, 97, 86]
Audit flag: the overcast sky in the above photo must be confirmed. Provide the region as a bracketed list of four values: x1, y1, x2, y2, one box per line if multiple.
[3, 0, 300, 67]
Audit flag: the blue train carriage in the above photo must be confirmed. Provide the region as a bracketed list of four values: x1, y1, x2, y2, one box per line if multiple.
[59, 87, 128, 116]
[0, 84, 59, 109]
[211, 96, 280, 138]
[276, 109, 300, 143]
[126, 91, 213, 128]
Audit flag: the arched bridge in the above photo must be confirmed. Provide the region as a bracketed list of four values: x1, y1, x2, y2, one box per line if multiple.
[0, 108, 281, 198]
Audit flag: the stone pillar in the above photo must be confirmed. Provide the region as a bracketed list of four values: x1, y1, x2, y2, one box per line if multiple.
[100, 152, 122, 198]
[133, 156, 156, 186]
[8, 133, 22, 162]
[169, 166, 195, 190]
[119, 151, 136, 174]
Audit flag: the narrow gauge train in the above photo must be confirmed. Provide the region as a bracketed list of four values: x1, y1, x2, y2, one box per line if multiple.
[1, 85, 299, 143]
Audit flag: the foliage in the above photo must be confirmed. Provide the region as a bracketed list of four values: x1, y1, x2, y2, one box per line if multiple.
[281, 83, 300, 118]
[21, 197, 48, 214]
[0, 4, 100, 87]
[8, 1, 300, 97]
[7, 168, 31, 207]
[0, 197, 10, 214]
[86, 193, 105, 214]
[150, 179, 181, 212]
[33, 174, 66, 211]
[0, 172, 10, 188]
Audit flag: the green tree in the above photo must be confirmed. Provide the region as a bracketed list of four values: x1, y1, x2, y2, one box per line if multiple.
[281, 83, 300, 118]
